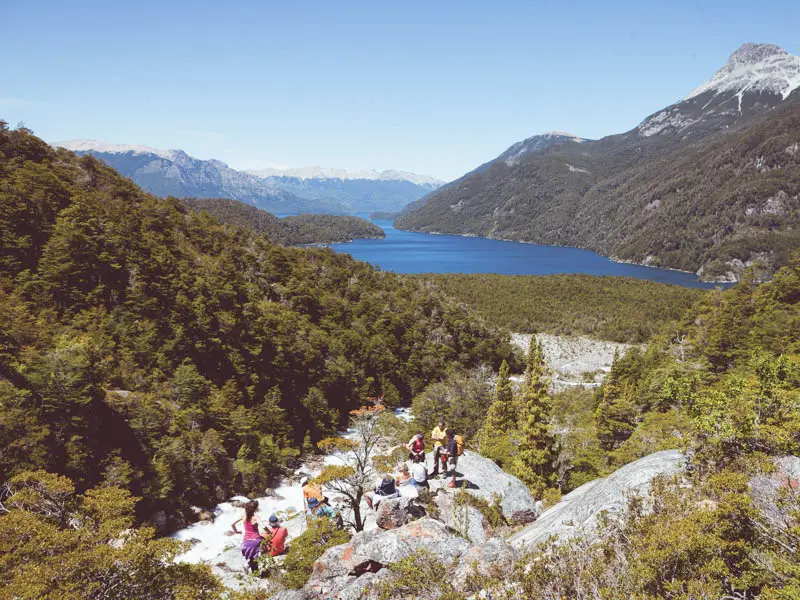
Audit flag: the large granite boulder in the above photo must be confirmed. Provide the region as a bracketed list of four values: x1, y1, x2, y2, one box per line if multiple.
[426, 450, 537, 520]
[434, 491, 489, 544]
[306, 517, 470, 599]
[510, 449, 686, 548]
[452, 537, 518, 591]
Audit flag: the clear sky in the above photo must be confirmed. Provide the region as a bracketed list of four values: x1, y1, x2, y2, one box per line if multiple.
[2, 0, 798, 181]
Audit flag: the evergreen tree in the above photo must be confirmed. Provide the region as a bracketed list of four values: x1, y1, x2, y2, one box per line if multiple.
[476, 360, 518, 465]
[595, 349, 638, 450]
[511, 337, 557, 496]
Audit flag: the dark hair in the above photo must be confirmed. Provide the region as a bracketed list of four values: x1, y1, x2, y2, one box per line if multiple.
[446, 428, 455, 437]
[245, 500, 259, 522]
[416, 431, 424, 437]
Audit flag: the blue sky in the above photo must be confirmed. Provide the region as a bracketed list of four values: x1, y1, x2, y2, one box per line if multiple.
[2, 0, 798, 181]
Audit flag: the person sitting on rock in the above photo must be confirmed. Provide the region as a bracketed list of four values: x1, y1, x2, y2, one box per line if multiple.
[410, 459, 428, 489]
[431, 419, 447, 476]
[263, 514, 289, 557]
[443, 429, 459, 488]
[366, 474, 399, 509]
[231, 500, 270, 572]
[395, 463, 413, 487]
[407, 432, 426, 464]
[307, 496, 343, 528]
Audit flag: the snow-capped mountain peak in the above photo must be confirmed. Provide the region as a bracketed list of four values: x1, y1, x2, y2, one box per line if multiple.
[685, 43, 800, 101]
[247, 165, 443, 186]
[54, 139, 179, 161]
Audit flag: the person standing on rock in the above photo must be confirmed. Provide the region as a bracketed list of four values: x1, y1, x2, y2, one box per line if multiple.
[301, 476, 326, 512]
[431, 419, 447, 476]
[443, 429, 459, 488]
[231, 500, 270, 572]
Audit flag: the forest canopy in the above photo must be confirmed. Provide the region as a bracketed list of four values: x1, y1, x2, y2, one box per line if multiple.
[182, 197, 385, 244]
[408, 273, 708, 343]
[0, 122, 517, 529]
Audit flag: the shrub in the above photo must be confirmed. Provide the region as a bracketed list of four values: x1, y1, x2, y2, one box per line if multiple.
[453, 491, 506, 529]
[375, 550, 461, 600]
[280, 518, 350, 589]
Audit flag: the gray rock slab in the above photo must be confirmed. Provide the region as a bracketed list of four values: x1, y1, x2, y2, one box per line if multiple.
[510, 449, 686, 548]
[425, 450, 537, 520]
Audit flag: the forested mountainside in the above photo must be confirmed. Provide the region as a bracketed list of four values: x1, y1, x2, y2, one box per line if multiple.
[0, 122, 516, 527]
[182, 197, 385, 244]
[408, 274, 707, 343]
[398, 44, 800, 282]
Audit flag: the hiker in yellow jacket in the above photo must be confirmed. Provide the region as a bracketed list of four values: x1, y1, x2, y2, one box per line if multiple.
[431, 420, 447, 476]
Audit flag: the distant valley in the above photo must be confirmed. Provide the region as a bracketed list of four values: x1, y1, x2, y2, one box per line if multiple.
[54, 140, 443, 216]
[398, 43, 800, 282]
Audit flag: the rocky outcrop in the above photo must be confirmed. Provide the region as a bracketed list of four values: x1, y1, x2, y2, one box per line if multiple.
[510, 449, 686, 547]
[452, 538, 518, 591]
[375, 496, 426, 530]
[427, 450, 538, 521]
[434, 491, 490, 544]
[306, 518, 470, 599]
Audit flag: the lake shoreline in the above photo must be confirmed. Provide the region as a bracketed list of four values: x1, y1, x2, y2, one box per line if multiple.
[397, 226, 728, 285]
[331, 222, 721, 289]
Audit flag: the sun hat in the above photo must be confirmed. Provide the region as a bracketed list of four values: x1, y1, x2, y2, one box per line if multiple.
[307, 497, 320, 508]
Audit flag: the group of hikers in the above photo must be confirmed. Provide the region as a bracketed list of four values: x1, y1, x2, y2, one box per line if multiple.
[233, 419, 463, 571]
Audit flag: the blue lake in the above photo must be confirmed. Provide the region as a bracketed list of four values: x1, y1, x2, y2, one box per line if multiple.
[329, 220, 723, 289]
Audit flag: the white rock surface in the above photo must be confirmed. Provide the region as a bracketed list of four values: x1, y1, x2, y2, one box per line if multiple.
[512, 332, 636, 390]
[510, 449, 686, 548]
[425, 450, 538, 520]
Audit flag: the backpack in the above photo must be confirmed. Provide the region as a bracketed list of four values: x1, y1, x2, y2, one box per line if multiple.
[455, 435, 465, 456]
[377, 477, 396, 496]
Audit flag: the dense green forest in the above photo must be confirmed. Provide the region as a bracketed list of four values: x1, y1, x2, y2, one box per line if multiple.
[182, 197, 385, 244]
[401, 256, 800, 598]
[408, 273, 707, 343]
[0, 122, 516, 532]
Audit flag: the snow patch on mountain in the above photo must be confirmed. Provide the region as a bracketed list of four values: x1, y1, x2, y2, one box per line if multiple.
[639, 108, 700, 137]
[54, 139, 178, 161]
[686, 43, 800, 101]
[247, 166, 443, 186]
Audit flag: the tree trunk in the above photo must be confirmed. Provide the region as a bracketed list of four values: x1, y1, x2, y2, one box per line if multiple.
[353, 488, 364, 531]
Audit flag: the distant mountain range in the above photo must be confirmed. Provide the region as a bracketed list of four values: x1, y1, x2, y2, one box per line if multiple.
[397, 43, 800, 282]
[53, 140, 443, 215]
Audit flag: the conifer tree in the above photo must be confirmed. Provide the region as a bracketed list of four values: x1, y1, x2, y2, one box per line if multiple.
[595, 349, 638, 450]
[476, 360, 518, 465]
[511, 336, 556, 496]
